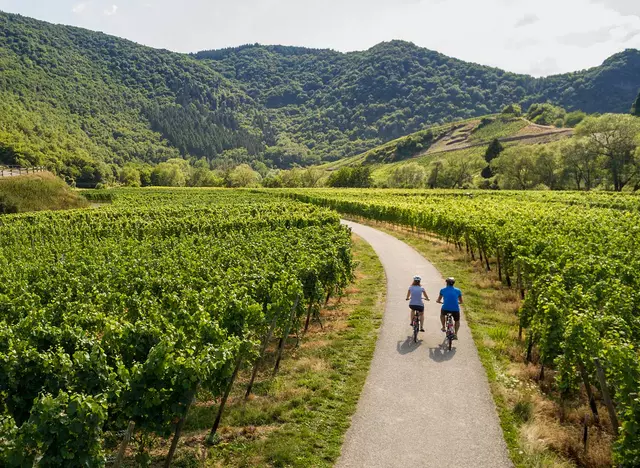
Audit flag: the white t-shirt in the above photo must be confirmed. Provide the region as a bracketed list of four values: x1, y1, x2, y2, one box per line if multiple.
[408, 285, 425, 306]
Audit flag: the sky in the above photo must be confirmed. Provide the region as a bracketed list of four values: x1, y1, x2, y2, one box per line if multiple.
[1, 0, 640, 76]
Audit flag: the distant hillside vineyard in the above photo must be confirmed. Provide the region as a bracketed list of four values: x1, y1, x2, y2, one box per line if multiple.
[1, 10, 640, 183]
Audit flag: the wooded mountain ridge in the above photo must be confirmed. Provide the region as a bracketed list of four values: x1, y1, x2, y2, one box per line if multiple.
[1, 10, 640, 184]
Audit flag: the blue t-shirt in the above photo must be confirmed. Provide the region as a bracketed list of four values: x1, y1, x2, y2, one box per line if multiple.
[440, 286, 462, 312]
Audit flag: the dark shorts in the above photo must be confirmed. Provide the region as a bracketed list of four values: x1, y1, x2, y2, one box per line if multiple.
[441, 310, 460, 322]
[409, 305, 425, 313]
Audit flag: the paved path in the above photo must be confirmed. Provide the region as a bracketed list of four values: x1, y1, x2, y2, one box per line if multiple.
[337, 220, 512, 468]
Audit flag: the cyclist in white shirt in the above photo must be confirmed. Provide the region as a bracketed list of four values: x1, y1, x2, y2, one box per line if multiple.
[405, 275, 430, 332]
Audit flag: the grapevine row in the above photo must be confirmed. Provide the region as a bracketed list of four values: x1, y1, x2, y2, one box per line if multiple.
[275, 188, 640, 466]
[0, 190, 354, 465]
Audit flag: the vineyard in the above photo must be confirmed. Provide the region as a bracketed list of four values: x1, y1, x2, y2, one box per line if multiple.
[274, 188, 640, 466]
[0, 190, 355, 466]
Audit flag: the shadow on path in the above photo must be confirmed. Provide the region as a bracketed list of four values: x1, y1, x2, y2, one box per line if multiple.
[428, 339, 457, 362]
[397, 337, 422, 354]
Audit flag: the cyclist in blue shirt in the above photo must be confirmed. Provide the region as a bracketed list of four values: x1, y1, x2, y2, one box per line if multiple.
[436, 277, 463, 340]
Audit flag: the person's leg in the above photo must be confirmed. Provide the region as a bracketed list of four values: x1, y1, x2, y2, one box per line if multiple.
[410, 309, 413, 326]
[440, 313, 446, 331]
[419, 311, 425, 331]
[454, 320, 460, 334]
[454, 312, 461, 337]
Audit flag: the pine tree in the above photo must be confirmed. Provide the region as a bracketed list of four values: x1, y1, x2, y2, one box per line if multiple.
[631, 90, 640, 117]
[484, 139, 504, 163]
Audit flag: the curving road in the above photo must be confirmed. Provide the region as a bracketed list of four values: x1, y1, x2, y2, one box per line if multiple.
[337, 220, 512, 468]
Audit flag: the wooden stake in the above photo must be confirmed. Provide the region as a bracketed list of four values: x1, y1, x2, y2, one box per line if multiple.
[113, 421, 135, 467]
[578, 359, 600, 424]
[209, 352, 244, 441]
[303, 302, 313, 334]
[245, 311, 279, 399]
[165, 388, 196, 468]
[594, 358, 619, 433]
[583, 414, 589, 453]
[517, 266, 525, 299]
[483, 247, 491, 272]
[526, 335, 534, 363]
[273, 296, 300, 376]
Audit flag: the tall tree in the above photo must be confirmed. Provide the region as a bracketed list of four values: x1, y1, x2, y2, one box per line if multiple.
[482, 139, 504, 178]
[558, 139, 601, 190]
[492, 147, 538, 190]
[576, 114, 640, 191]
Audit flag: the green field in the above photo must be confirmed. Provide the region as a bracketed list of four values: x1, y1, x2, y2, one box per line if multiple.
[275, 188, 640, 466]
[0, 190, 356, 466]
[2, 187, 640, 467]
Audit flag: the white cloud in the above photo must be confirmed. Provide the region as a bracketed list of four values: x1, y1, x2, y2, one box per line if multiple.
[103, 4, 118, 16]
[71, 2, 87, 14]
[515, 13, 540, 28]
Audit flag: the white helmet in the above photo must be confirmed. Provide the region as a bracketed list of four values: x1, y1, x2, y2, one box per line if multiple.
[413, 275, 422, 282]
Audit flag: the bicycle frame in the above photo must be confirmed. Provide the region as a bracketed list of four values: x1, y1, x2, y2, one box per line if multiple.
[445, 313, 455, 350]
[412, 310, 421, 343]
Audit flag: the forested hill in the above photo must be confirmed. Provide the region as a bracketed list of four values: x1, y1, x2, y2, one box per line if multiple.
[2, 11, 640, 185]
[0, 11, 271, 184]
[196, 42, 640, 160]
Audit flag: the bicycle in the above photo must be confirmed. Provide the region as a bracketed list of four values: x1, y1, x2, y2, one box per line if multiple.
[411, 309, 421, 343]
[443, 312, 455, 350]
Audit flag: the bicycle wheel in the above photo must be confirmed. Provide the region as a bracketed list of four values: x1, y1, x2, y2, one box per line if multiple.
[446, 315, 454, 350]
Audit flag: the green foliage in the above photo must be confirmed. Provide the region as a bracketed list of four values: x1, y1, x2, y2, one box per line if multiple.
[485, 139, 504, 163]
[429, 152, 485, 189]
[387, 163, 427, 188]
[280, 188, 640, 465]
[362, 128, 438, 164]
[564, 110, 587, 128]
[200, 43, 640, 163]
[481, 139, 503, 179]
[3, 11, 640, 180]
[502, 104, 522, 117]
[262, 167, 326, 188]
[327, 166, 372, 187]
[0, 12, 268, 183]
[0, 190, 355, 464]
[263, 137, 320, 168]
[0, 172, 88, 213]
[468, 117, 527, 142]
[492, 145, 562, 189]
[526, 103, 566, 127]
[5, 392, 108, 467]
[151, 161, 187, 187]
[576, 113, 640, 191]
[228, 163, 262, 187]
[119, 166, 142, 187]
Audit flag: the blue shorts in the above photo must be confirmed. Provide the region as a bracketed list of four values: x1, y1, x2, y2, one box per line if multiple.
[409, 305, 425, 313]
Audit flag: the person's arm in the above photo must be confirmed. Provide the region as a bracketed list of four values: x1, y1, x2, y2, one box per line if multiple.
[436, 294, 443, 304]
[458, 292, 464, 304]
[406, 289, 411, 301]
[422, 288, 430, 301]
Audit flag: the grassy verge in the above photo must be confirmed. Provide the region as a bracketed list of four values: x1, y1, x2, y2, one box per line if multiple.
[0, 172, 88, 213]
[130, 234, 385, 467]
[345, 218, 612, 468]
